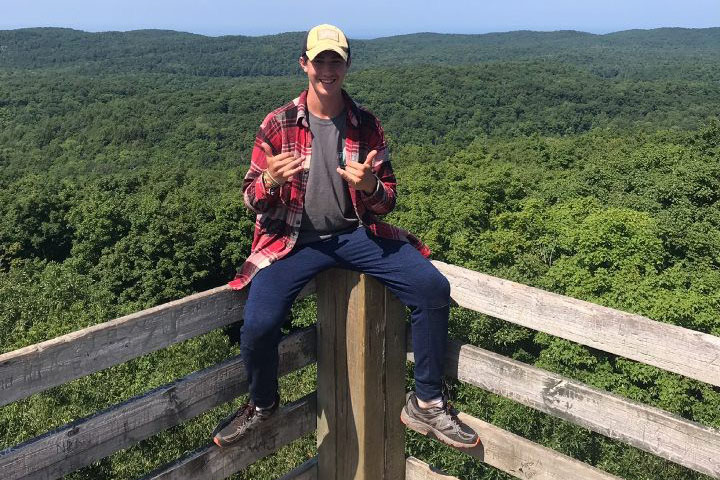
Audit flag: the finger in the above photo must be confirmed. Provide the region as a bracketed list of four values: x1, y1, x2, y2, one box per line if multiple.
[364, 149, 378, 165]
[337, 167, 360, 185]
[286, 165, 304, 178]
[275, 153, 299, 165]
[342, 161, 362, 175]
[279, 160, 304, 177]
[278, 158, 304, 173]
[268, 155, 295, 173]
[344, 160, 369, 175]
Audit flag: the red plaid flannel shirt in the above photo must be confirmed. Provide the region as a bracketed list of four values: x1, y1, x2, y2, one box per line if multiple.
[228, 89, 430, 290]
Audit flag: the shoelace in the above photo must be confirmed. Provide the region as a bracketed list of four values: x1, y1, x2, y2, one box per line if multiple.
[441, 380, 465, 431]
[229, 403, 255, 427]
[442, 400, 463, 430]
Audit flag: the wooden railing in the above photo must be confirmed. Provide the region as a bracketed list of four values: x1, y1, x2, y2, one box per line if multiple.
[1, 261, 719, 479]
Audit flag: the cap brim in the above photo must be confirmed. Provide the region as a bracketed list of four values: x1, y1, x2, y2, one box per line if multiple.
[306, 43, 348, 62]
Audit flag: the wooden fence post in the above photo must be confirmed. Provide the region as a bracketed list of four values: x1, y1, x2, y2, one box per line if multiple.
[316, 269, 407, 480]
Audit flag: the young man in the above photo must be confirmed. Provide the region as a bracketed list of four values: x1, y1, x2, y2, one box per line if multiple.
[213, 24, 479, 449]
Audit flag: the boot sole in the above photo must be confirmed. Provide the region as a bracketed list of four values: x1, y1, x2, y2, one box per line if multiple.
[400, 407, 480, 449]
[213, 433, 242, 448]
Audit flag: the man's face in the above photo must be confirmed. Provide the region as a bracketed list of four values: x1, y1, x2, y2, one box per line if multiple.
[300, 50, 349, 98]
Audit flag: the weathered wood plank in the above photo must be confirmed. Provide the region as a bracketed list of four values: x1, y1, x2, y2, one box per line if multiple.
[0, 285, 237, 406]
[0, 282, 316, 407]
[276, 457, 318, 480]
[316, 271, 406, 480]
[383, 282, 409, 480]
[406, 411, 624, 480]
[405, 456, 459, 479]
[141, 393, 316, 480]
[409, 337, 720, 478]
[0, 328, 316, 480]
[316, 269, 349, 479]
[433, 261, 720, 388]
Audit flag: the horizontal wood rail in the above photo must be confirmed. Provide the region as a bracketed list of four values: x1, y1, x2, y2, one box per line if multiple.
[405, 410, 624, 480]
[0, 282, 315, 407]
[433, 261, 720, 388]
[142, 393, 317, 480]
[405, 457, 458, 480]
[0, 328, 315, 480]
[408, 336, 720, 478]
[277, 457, 318, 480]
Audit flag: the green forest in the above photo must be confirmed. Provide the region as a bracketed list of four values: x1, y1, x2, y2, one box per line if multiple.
[1, 27, 719, 479]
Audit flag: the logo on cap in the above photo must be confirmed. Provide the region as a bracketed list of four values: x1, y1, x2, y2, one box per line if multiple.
[317, 29, 340, 41]
[305, 24, 349, 62]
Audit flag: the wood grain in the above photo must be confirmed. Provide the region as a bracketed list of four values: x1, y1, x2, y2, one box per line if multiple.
[405, 412, 623, 480]
[409, 336, 720, 478]
[465, 412, 621, 480]
[405, 457, 459, 479]
[433, 261, 720, 388]
[0, 281, 316, 407]
[316, 270, 406, 480]
[141, 394, 316, 480]
[0, 328, 316, 480]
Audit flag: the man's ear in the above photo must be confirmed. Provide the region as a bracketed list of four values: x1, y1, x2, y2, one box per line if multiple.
[299, 56, 308, 73]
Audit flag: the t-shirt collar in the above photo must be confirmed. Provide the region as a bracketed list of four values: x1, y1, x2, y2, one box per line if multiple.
[297, 89, 359, 129]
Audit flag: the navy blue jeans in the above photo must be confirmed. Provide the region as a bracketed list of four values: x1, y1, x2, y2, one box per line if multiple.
[241, 227, 450, 407]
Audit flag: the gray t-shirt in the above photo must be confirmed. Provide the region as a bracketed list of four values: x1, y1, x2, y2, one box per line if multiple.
[296, 111, 359, 245]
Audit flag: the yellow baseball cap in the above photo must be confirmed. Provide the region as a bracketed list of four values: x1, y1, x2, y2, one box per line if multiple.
[304, 24, 350, 62]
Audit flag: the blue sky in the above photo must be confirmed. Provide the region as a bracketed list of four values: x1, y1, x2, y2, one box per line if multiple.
[2, 0, 718, 37]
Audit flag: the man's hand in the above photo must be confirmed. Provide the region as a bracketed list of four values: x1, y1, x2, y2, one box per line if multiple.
[262, 142, 304, 185]
[337, 149, 378, 194]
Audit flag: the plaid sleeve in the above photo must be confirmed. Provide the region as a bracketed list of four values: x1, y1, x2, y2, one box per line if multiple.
[360, 117, 396, 215]
[243, 115, 282, 213]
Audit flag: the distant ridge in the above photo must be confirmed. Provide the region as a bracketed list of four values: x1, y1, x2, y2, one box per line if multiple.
[1, 27, 719, 78]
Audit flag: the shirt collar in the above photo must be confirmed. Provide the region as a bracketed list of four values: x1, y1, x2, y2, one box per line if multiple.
[297, 89, 360, 129]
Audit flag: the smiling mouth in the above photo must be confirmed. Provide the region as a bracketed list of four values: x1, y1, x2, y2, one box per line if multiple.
[320, 79, 336, 85]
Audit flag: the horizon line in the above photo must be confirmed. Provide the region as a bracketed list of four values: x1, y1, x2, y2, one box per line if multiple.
[1, 24, 718, 40]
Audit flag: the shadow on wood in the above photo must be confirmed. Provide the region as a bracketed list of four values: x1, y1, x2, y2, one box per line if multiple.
[316, 269, 406, 480]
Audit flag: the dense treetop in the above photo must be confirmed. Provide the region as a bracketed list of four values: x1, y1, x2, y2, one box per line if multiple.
[0, 26, 718, 480]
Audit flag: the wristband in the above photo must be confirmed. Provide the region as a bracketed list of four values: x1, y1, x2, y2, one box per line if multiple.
[263, 170, 282, 188]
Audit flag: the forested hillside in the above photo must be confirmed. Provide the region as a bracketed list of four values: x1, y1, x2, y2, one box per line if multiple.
[2, 27, 720, 79]
[1, 27, 719, 480]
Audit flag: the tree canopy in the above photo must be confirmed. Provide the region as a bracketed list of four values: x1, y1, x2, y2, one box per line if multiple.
[1, 26, 718, 480]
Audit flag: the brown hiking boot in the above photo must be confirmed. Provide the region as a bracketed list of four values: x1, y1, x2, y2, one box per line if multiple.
[212, 395, 279, 448]
[400, 391, 480, 448]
